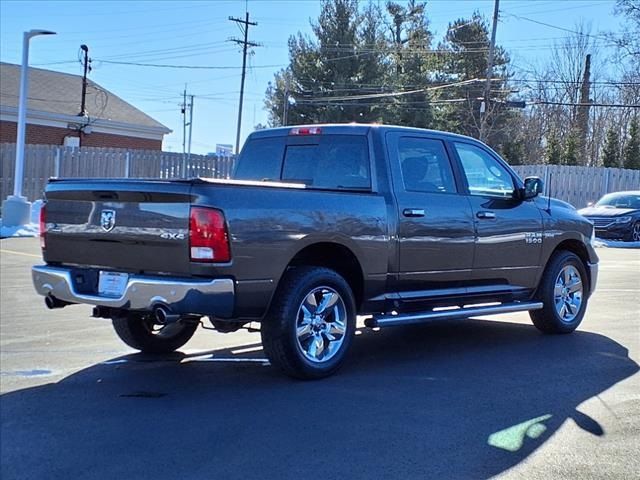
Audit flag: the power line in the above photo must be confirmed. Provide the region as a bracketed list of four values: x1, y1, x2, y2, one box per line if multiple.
[531, 101, 640, 108]
[295, 98, 469, 106]
[504, 13, 609, 40]
[504, 1, 611, 17]
[299, 79, 482, 103]
[100, 40, 229, 60]
[508, 79, 640, 86]
[95, 59, 279, 69]
[294, 78, 640, 90]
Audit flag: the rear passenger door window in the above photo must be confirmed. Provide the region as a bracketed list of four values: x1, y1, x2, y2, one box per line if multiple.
[282, 135, 371, 190]
[398, 138, 456, 194]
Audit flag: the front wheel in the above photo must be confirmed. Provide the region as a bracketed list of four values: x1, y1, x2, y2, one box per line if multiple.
[530, 251, 589, 334]
[112, 314, 198, 353]
[261, 267, 356, 379]
[624, 222, 640, 242]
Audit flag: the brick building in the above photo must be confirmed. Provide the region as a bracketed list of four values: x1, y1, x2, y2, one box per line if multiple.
[0, 62, 171, 149]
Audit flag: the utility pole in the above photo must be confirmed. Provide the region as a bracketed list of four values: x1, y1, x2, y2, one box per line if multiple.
[182, 86, 187, 158]
[479, 0, 500, 142]
[283, 75, 290, 126]
[187, 94, 194, 164]
[229, 12, 260, 154]
[180, 87, 194, 177]
[79, 44, 91, 116]
[576, 54, 591, 165]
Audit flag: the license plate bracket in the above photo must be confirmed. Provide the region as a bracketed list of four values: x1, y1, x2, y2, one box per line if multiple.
[98, 271, 129, 297]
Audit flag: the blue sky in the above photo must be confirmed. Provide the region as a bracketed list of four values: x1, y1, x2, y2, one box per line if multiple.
[0, 0, 623, 154]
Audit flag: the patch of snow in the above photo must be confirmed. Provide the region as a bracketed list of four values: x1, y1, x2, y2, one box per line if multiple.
[593, 238, 640, 249]
[0, 200, 42, 238]
[0, 221, 39, 238]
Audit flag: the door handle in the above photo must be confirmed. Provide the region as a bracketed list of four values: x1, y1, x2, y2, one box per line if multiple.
[403, 208, 425, 218]
[476, 211, 496, 219]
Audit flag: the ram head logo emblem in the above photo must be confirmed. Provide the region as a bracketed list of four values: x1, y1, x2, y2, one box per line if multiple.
[100, 209, 116, 232]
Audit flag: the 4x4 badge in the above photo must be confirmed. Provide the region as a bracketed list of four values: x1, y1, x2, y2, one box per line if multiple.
[101, 209, 116, 232]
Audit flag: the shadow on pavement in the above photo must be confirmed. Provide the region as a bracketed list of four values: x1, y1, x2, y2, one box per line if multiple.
[1, 319, 638, 480]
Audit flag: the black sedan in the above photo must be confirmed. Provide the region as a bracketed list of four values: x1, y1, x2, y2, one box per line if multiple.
[579, 191, 640, 242]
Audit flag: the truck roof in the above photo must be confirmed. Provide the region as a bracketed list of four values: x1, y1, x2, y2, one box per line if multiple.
[249, 123, 482, 144]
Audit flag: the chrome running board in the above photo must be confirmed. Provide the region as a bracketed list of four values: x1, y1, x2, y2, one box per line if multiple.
[365, 301, 543, 328]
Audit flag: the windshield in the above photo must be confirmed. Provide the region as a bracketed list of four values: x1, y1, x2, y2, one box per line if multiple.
[595, 193, 640, 209]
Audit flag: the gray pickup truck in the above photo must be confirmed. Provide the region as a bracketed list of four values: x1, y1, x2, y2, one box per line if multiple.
[33, 124, 598, 378]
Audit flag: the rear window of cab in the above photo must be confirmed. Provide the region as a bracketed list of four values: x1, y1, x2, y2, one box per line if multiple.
[233, 134, 371, 190]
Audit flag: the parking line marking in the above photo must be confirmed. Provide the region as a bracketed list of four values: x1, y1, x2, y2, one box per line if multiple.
[182, 356, 270, 365]
[101, 359, 129, 365]
[231, 345, 264, 354]
[0, 249, 41, 259]
[595, 289, 639, 292]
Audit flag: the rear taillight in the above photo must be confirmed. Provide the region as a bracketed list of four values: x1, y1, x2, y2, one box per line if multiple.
[189, 207, 230, 263]
[39, 202, 46, 250]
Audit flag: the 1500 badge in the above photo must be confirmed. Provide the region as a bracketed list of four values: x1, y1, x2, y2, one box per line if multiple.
[525, 232, 543, 244]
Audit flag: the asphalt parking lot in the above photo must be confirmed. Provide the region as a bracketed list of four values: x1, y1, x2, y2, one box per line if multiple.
[1, 238, 638, 480]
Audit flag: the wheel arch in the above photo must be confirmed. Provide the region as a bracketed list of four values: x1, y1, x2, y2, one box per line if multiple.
[545, 239, 593, 295]
[279, 242, 365, 310]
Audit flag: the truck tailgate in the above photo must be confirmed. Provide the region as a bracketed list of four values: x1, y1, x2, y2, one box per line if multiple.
[43, 179, 194, 275]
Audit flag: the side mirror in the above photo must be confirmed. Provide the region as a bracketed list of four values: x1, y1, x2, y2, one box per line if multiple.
[521, 176, 544, 200]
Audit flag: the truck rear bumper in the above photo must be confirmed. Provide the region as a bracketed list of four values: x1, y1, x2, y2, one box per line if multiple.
[32, 265, 234, 318]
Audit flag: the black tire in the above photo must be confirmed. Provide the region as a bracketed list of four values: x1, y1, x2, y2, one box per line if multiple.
[261, 266, 356, 379]
[624, 222, 640, 242]
[112, 314, 198, 353]
[530, 251, 589, 334]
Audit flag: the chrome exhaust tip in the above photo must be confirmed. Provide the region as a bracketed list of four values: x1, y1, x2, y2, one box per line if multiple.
[153, 305, 180, 324]
[45, 295, 69, 309]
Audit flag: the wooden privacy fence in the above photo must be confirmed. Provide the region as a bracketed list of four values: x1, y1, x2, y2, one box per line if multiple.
[1, 144, 639, 207]
[512, 165, 640, 208]
[0, 143, 236, 202]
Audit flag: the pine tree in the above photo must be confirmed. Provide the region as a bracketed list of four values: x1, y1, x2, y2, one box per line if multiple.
[357, 2, 389, 123]
[623, 117, 640, 170]
[385, 1, 435, 128]
[546, 133, 562, 165]
[500, 138, 525, 165]
[437, 13, 513, 144]
[264, 0, 365, 126]
[601, 127, 621, 167]
[563, 133, 579, 166]
[263, 0, 516, 133]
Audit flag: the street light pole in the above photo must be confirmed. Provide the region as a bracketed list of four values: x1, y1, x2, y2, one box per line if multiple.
[2, 29, 56, 227]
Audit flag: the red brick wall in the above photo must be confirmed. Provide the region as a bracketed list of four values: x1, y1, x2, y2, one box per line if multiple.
[0, 121, 162, 150]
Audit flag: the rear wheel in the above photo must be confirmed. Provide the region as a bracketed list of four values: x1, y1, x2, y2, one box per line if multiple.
[261, 267, 356, 379]
[530, 251, 589, 334]
[112, 314, 198, 353]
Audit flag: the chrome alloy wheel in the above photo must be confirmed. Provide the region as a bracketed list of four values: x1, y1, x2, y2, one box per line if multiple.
[295, 286, 347, 363]
[633, 223, 640, 242]
[554, 265, 583, 323]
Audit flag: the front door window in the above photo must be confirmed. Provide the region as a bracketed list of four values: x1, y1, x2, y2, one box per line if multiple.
[453, 142, 514, 198]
